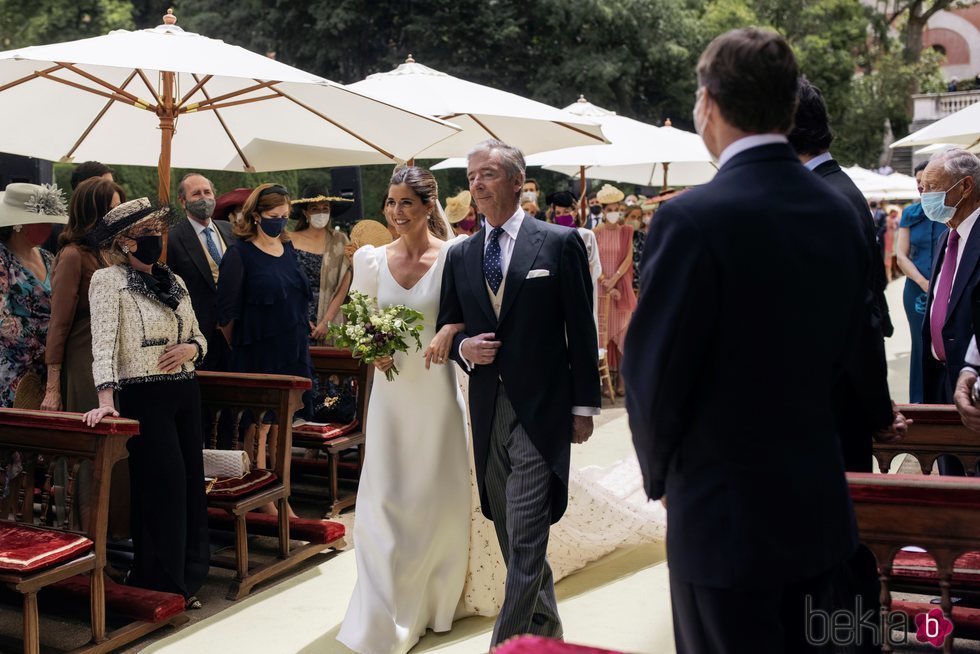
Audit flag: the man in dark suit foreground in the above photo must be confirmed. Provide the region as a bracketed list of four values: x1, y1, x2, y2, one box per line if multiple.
[623, 29, 898, 653]
[166, 172, 235, 371]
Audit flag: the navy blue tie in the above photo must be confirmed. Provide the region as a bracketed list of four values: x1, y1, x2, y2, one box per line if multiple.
[484, 226, 504, 293]
[203, 226, 222, 265]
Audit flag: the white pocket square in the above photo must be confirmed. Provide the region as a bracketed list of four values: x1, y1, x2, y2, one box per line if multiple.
[526, 269, 551, 279]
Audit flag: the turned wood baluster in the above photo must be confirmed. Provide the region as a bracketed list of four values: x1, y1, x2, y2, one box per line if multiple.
[63, 458, 82, 531]
[38, 457, 55, 526]
[879, 554, 894, 653]
[209, 409, 221, 450]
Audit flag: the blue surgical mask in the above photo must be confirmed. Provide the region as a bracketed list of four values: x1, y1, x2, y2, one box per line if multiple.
[922, 178, 968, 223]
[258, 215, 287, 237]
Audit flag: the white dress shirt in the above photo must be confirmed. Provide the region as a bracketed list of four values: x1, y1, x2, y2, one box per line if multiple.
[460, 206, 599, 417]
[803, 151, 834, 172]
[717, 134, 789, 168]
[930, 207, 980, 359]
[191, 217, 226, 260]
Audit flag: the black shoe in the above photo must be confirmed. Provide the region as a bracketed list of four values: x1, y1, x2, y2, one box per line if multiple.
[185, 595, 202, 610]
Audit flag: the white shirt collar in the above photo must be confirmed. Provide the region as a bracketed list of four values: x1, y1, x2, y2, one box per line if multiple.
[484, 206, 524, 245]
[954, 206, 980, 244]
[803, 151, 834, 171]
[717, 134, 789, 168]
[190, 217, 214, 236]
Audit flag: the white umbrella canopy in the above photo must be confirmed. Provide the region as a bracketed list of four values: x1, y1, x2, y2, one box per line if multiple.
[891, 100, 980, 150]
[842, 166, 919, 201]
[529, 98, 716, 188]
[346, 56, 607, 158]
[0, 10, 460, 200]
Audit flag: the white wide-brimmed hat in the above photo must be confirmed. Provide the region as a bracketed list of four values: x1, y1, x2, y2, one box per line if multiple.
[596, 183, 624, 205]
[0, 183, 68, 228]
[444, 190, 473, 224]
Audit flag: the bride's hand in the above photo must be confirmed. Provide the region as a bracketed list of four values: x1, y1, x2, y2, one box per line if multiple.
[373, 356, 394, 374]
[425, 323, 464, 369]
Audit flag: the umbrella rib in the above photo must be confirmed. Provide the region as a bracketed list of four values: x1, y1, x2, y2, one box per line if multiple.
[63, 70, 139, 162]
[186, 94, 281, 112]
[468, 114, 500, 140]
[37, 69, 149, 107]
[177, 74, 213, 109]
[56, 62, 144, 105]
[184, 80, 281, 112]
[189, 73, 253, 172]
[0, 64, 64, 93]
[555, 122, 607, 143]
[135, 69, 163, 107]
[267, 84, 396, 160]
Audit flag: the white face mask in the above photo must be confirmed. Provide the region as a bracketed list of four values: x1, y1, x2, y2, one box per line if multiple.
[642, 213, 652, 225]
[521, 190, 538, 204]
[310, 213, 330, 229]
[605, 211, 622, 224]
[233, 211, 243, 224]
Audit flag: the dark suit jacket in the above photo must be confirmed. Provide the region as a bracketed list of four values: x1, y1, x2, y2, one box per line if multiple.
[813, 158, 894, 471]
[438, 214, 600, 523]
[622, 143, 892, 590]
[922, 221, 980, 402]
[166, 218, 235, 370]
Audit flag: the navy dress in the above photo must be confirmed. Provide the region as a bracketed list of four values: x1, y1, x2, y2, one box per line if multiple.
[900, 202, 946, 403]
[217, 239, 315, 418]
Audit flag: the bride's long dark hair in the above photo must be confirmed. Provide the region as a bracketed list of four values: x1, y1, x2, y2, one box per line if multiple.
[388, 166, 450, 241]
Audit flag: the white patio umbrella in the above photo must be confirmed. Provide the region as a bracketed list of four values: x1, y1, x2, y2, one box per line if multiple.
[0, 10, 460, 201]
[842, 166, 919, 201]
[527, 97, 716, 188]
[914, 142, 980, 156]
[347, 56, 607, 158]
[891, 100, 980, 150]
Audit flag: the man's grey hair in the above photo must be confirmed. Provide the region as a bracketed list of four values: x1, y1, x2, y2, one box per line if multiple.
[177, 172, 215, 201]
[467, 138, 526, 182]
[930, 148, 980, 191]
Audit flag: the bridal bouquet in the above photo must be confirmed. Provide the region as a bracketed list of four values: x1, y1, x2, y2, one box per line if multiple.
[329, 291, 425, 381]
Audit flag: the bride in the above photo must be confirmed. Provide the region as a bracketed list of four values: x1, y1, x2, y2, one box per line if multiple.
[338, 165, 666, 654]
[337, 166, 469, 654]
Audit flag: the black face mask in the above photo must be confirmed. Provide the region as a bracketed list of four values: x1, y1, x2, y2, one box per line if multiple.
[589, 205, 603, 216]
[132, 235, 163, 265]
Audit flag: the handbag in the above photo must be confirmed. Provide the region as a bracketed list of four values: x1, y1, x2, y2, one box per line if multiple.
[202, 449, 250, 479]
[312, 376, 356, 424]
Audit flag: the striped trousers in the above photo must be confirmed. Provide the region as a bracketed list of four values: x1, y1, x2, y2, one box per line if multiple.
[486, 385, 563, 645]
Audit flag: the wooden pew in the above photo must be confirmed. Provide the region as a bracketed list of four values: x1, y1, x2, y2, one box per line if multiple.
[0, 408, 187, 654]
[196, 371, 346, 600]
[874, 404, 980, 475]
[849, 472, 980, 652]
[291, 346, 373, 517]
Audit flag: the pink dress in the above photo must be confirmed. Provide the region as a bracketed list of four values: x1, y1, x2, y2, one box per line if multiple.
[596, 224, 638, 354]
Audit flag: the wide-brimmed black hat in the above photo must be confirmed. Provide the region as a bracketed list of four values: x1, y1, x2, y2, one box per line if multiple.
[546, 190, 577, 208]
[87, 198, 176, 246]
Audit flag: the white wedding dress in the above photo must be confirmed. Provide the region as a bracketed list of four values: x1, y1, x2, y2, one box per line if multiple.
[337, 237, 471, 654]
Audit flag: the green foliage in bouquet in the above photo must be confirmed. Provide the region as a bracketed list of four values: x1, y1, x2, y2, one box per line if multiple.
[329, 291, 425, 381]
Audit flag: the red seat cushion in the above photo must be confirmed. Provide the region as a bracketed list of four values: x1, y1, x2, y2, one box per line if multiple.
[891, 551, 980, 589]
[50, 575, 184, 623]
[494, 636, 625, 653]
[293, 419, 359, 442]
[207, 468, 277, 499]
[0, 522, 93, 573]
[207, 507, 345, 545]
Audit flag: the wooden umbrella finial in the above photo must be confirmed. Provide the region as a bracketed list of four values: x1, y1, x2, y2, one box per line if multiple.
[664, 117, 672, 127]
[163, 8, 177, 25]
[405, 54, 416, 64]
[577, 95, 587, 103]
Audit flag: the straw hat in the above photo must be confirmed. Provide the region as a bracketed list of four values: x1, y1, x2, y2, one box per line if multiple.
[0, 183, 68, 228]
[444, 190, 473, 224]
[292, 184, 355, 217]
[596, 184, 624, 205]
[350, 219, 393, 249]
[88, 198, 174, 246]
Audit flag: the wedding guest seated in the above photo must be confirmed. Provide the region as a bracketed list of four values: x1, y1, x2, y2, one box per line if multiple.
[288, 184, 355, 344]
[166, 173, 235, 371]
[83, 198, 210, 609]
[0, 183, 68, 407]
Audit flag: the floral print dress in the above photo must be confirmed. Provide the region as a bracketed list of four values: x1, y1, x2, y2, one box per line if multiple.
[0, 242, 54, 407]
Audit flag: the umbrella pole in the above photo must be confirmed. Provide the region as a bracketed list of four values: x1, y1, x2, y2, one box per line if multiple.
[579, 165, 587, 223]
[157, 70, 176, 204]
[662, 161, 669, 191]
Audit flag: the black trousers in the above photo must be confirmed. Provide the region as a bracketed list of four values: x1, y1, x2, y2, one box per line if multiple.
[119, 378, 210, 598]
[670, 567, 837, 654]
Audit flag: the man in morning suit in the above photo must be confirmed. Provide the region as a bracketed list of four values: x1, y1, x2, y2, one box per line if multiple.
[622, 29, 897, 653]
[922, 149, 980, 474]
[166, 172, 235, 371]
[438, 139, 600, 646]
